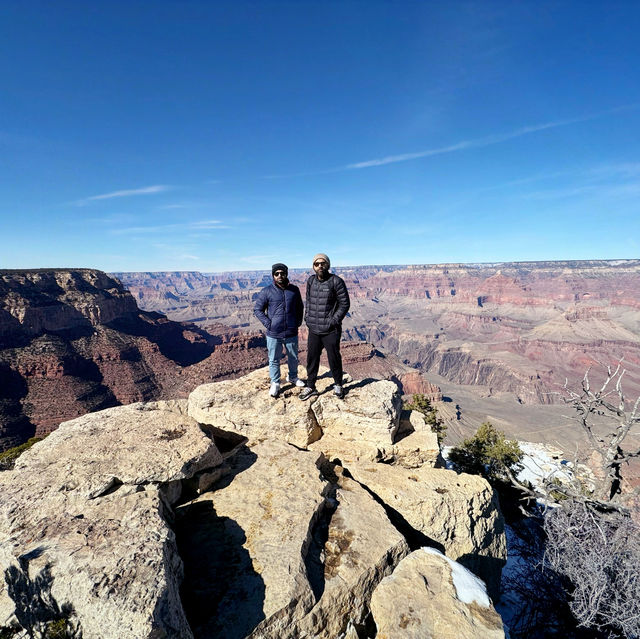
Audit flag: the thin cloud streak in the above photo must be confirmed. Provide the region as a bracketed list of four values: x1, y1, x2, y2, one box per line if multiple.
[265, 104, 639, 178]
[76, 185, 171, 205]
[345, 109, 632, 170]
[110, 219, 229, 235]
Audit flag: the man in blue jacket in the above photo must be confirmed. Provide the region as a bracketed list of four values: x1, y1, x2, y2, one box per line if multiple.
[253, 263, 305, 398]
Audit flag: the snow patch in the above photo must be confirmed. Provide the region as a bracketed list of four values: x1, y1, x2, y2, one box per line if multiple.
[422, 547, 491, 607]
[516, 441, 572, 487]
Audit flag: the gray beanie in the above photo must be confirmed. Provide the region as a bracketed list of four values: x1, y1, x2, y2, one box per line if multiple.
[312, 253, 330, 267]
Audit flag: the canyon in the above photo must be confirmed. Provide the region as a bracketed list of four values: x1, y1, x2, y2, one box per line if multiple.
[0, 270, 266, 450]
[115, 261, 640, 449]
[0, 270, 433, 452]
[4, 261, 639, 457]
[115, 260, 640, 407]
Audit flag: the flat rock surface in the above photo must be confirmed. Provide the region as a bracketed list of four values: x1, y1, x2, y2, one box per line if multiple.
[345, 462, 506, 599]
[370, 548, 505, 639]
[13, 400, 222, 499]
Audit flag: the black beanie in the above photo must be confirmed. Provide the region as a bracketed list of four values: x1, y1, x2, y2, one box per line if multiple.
[272, 263, 288, 275]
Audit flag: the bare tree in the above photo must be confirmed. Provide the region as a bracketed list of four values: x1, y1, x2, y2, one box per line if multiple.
[563, 362, 640, 503]
[544, 500, 640, 638]
[498, 362, 640, 513]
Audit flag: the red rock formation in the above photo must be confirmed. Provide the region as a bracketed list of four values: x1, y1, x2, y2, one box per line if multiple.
[0, 269, 266, 450]
[116, 260, 640, 406]
[399, 372, 442, 401]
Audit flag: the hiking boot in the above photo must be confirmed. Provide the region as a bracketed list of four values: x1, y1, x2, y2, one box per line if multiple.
[334, 384, 345, 399]
[269, 382, 280, 398]
[286, 375, 306, 388]
[299, 386, 318, 401]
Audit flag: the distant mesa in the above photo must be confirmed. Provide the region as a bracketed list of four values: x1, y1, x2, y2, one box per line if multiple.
[117, 259, 640, 406]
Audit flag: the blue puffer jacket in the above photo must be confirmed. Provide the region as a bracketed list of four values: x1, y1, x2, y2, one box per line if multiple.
[253, 282, 304, 339]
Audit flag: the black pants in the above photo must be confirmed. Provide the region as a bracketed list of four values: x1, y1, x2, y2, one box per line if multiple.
[306, 329, 343, 389]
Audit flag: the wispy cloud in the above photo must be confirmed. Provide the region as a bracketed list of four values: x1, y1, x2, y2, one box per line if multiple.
[516, 160, 640, 201]
[265, 104, 639, 179]
[345, 111, 624, 170]
[110, 219, 229, 235]
[190, 219, 226, 229]
[76, 185, 171, 205]
[239, 255, 275, 265]
[158, 203, 191, 210]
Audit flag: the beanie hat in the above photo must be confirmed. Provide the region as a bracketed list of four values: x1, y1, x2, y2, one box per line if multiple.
[312, 253, 330, 268]
[272, 263, 288, 275]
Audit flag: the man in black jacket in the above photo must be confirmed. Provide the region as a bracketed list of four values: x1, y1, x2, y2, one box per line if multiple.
[300, 253, 350, 400]
[254, 263, 305, 398]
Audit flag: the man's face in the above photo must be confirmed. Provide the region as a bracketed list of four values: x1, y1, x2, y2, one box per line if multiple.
[313, 259, 329, 279]
[273, 269, 287, 287]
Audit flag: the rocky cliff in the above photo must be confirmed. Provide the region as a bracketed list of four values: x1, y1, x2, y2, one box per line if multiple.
[0, 367, 506, 639]
[117, 260, 640, 405]
[0, 270, 266, 451]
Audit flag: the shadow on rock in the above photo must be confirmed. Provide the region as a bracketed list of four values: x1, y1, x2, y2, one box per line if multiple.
[175, 500, 266, 639]
[4, 555, 75, 637]
[343, 468, 446, 554]
[107, 314, 223, 367]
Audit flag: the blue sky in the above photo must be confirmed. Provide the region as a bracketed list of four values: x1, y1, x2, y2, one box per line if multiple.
[1, 1, 639, 272]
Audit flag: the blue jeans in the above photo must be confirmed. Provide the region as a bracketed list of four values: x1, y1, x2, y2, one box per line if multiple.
[266, 336, 299, 384]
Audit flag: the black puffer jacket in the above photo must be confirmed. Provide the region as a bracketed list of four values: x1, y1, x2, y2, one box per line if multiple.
[304, 274, 350, 335]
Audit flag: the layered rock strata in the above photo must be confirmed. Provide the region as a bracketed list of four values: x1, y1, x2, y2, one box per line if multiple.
[117, 260, 640, 404]
[0, 269, 266, 451]
[0, 367, 506, 639]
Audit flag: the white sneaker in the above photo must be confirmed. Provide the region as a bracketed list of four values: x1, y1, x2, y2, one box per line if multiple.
[269, 382, 280, 398]
[286, 375, 305, 388]
[334, 385, 345, 399]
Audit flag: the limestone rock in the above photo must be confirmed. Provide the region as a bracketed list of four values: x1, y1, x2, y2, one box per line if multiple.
[345, 462, 506, 599]
[0, 401, 224, 638]
[311, 379, 401, 445]
[370, 548, 505, 639]
[176, 440, 328, 639]
[295, 473, 410, 638]
[392, 410, 441, 469]
[308, 378, 405, 464]
[14, 401, 223, 500]
[188, 367, 321, 447]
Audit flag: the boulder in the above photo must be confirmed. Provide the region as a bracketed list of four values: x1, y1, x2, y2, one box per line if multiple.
[175, 440, 328, 639]
[0, 401, 224, 638]
[391, 410, 441, 469]
[311, 379, 401, 446]
[370, 548, 505, 639]
[188, 367, 321, 448]
[189, 368, 405, 465]
[307, 377, 407, 465]
[345, 462, 506, 599]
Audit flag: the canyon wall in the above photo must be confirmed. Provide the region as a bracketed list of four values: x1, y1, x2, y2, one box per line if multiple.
[0, 270, 266, 450]
[117, 260, 640, 405]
